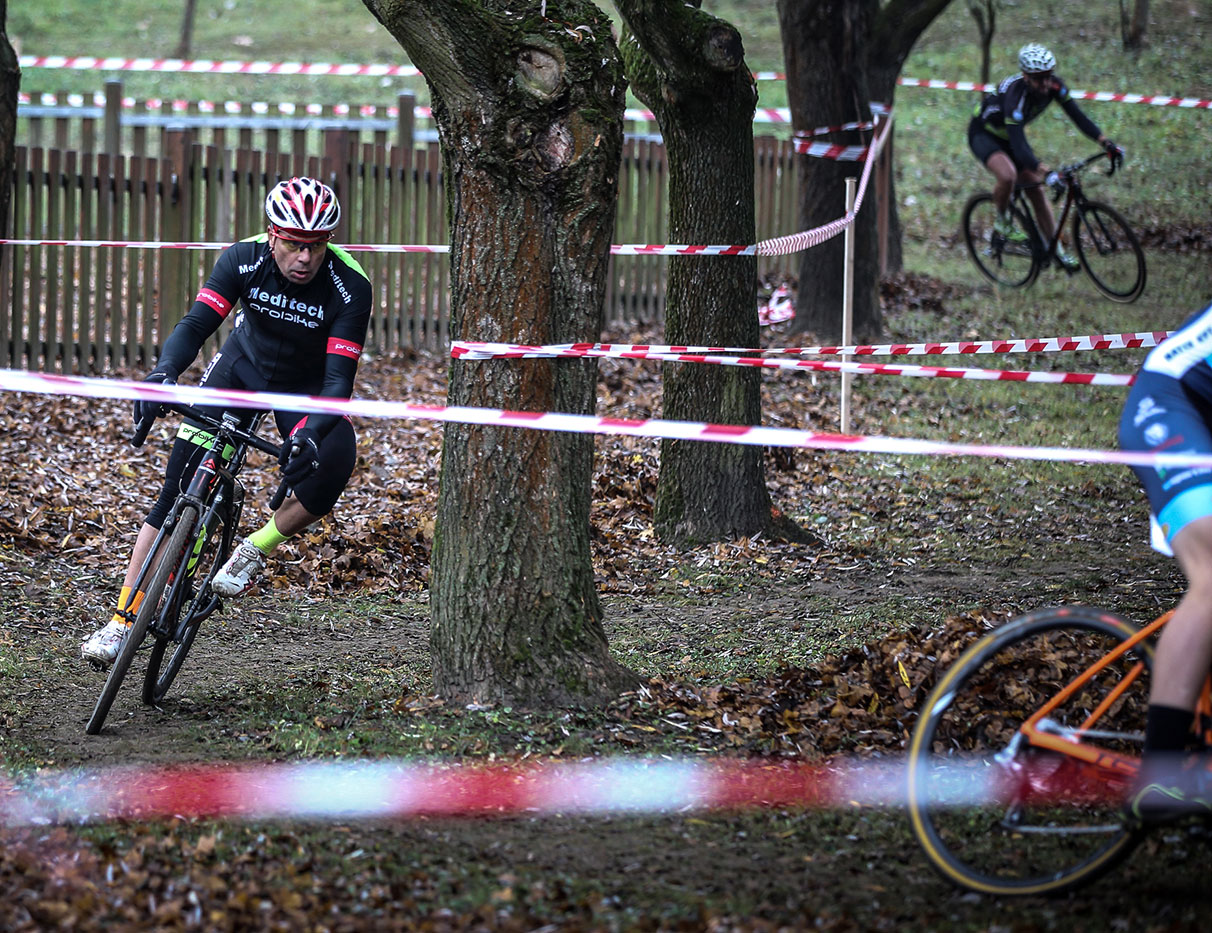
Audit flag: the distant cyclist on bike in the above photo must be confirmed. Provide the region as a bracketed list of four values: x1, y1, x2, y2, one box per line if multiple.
[1118, 297, 1212, 823]
[968, 43, 1122, 272]
[82, 177, 372, 666]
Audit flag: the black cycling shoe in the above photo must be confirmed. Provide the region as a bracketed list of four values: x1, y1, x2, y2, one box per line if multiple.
[1122, 754, 1212, 829]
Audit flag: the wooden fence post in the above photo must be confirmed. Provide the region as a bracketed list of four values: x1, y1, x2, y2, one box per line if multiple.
[396, 91, 415, 153]
[104, 79, 123, 156]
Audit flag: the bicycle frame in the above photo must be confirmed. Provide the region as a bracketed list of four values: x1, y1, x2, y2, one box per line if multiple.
[1015, 609, 1212, 782]
[1010, 151, 1108, 263]
[122, 408, 277, 641]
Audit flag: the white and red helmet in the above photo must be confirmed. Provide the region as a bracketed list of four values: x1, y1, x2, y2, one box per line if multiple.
[265, 177, 341, 242]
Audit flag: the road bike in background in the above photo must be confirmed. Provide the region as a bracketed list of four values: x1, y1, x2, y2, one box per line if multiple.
[962, 150, 1147, 303]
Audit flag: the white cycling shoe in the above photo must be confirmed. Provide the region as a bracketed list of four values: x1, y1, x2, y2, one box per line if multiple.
[212, 538, 268, 597]
[81, 619, 131, 667]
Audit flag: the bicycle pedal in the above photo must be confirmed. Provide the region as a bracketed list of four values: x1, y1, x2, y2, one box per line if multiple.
[87, 659, 109, 673]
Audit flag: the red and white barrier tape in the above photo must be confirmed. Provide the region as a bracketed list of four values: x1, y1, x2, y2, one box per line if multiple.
[17, 54, 424, 78]
[758, 284, 795, 325]
[0, 238, 757, 257]
[0, 754, 1141, 826]
[18, 56, 1211, 108]
[454, 331, 1169, 360]
[19, 91, 792, 126]
[793, 119, 876, 162]
[897, 76, 1212, 109]
[757, 113, 892, 255]
[452, 345, 1135, 385]
[1, 370, 1205, 469]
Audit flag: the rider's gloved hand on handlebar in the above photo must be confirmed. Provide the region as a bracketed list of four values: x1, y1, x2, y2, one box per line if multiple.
[1102, 138, 1125, 165]
[132, 369, 178, 426]
[279, 426, 322, 484]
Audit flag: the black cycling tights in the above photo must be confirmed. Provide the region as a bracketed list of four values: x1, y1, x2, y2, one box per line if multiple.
[144, 412, 357, 529]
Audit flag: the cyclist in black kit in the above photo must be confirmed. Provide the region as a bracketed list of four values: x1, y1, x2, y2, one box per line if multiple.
[968, 43, 1122, 271]
[82, 177, 372, 666]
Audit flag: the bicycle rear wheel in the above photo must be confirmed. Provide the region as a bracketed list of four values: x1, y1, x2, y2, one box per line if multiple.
[86, 505, 199, 735]
[962, 193, 1041, 289]
[907, 606, 1151, 896]
[142, 515, 226, 705]
[1072, 200, 1146, 303]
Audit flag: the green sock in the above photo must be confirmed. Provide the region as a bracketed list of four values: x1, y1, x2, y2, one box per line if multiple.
[248, 516, 291, 555]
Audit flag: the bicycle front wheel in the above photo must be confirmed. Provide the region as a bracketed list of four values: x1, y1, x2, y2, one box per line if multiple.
[1072, 200, 1146, 303]
[86, 505, 199, 735]
[907, 606, 1150, 896]
[962, 193, 1040, 289]
[143, 513, 226, 705]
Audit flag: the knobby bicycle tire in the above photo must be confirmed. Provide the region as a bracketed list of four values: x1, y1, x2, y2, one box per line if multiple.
[907, 606, 1151, 896]
[86, 505, 199, 735]
[962, 193, 1041, 289]
[142, 512, 228, 705]
[1071, 200, 1146, 303]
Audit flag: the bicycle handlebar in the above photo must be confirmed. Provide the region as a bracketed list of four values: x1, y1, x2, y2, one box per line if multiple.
[130, 402, 291, 506]
[1057, 150, 1122, 184]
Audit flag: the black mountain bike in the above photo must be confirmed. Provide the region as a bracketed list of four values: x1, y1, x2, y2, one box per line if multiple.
[962, 150, 1146, 303]
[85, 404, 287, 735]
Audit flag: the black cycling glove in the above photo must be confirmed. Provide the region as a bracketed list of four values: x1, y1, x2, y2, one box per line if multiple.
[132, 370, 177, 426]
[279, 427, 322, 485]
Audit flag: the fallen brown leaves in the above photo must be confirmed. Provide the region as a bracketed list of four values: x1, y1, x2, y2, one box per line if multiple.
[613, 609, 1009, 757]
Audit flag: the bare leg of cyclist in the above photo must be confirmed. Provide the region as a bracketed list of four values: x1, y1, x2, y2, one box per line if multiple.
[270, 496, 323, 538]
[1021, 168, 1057, 244]
[985, 151, 1017, 215]
[1151, 515, 1212, 714]
[1126, 514, 1212, 823]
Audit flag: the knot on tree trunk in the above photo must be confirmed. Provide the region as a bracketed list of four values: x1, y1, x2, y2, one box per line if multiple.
[517, 41, 564, 100]
[704, 25, 744, 71]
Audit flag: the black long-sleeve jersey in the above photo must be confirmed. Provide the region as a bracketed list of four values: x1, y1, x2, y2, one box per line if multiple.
[155, 234, 372, 437]
[973, 73, 1103, 171]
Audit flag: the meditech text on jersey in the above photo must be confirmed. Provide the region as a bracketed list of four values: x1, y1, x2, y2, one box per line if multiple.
[248, 289, 325, 327]
[329, 267, 355, 305]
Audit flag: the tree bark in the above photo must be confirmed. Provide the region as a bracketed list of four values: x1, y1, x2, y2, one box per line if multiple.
[174, 0, 199, 60]
[361, 0, 638, 706]
[967, 0, 995, 84]
[0, 0, 17, 243]
[615, 0, 811, 546]
[777, 0, 952, 340]
[1122, 0, 1149, 50]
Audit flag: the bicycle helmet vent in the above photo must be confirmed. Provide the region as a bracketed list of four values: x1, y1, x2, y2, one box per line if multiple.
[1018, 43, 1056, 74]
[265, 177, 341, 241]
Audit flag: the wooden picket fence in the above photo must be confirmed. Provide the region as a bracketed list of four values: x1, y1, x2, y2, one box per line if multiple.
[2, 105, 802, 374]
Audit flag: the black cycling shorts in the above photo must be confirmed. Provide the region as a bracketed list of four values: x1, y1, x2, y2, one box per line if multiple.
[967, 117, 1016, 168]
[144, 350, 357, 527]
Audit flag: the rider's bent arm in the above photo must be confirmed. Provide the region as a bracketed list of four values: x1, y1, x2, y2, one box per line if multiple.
[155, 253, 243, 378]
[1058, 94, 1103, 143]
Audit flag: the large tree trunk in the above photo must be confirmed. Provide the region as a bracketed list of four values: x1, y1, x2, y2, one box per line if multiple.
[616, 0, 810, 546]
[0, 0, 18, 243]
[778, 0, 881, 341]
[777, 0, 952, 339]
[361, 0, 637, 706]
